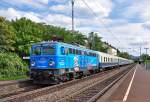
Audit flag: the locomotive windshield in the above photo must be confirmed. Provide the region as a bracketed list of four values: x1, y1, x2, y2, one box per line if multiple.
[32, 46, 41, 55]
[42, 45, 55, 55]
[32, 44, 55, 55]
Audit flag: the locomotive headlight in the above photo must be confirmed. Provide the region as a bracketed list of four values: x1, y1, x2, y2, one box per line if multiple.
[49, 61, 55, 66]
[31, 61, 35, 66]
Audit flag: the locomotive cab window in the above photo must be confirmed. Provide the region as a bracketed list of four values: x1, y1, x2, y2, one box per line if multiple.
[42, 45, 55, 55]
[32, 46, 41, 55]
[32, 44, 55, 55]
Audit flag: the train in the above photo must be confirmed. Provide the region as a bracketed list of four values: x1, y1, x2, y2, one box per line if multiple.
[29, 41, 133, 84]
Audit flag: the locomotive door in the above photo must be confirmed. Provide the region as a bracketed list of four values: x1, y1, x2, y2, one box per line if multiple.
[80, 51, 85, 69]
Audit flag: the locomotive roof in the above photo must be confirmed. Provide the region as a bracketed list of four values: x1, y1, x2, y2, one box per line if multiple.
[32, 41, 132, 61]
[32, 41, 98, 53]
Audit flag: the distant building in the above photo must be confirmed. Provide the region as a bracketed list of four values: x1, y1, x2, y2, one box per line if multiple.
[103, 42, 117, 56]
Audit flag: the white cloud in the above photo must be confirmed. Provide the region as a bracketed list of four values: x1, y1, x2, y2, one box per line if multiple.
[23, 12, 41, 22]
[0, 8, 21, 20]
[122, 0, 150, 22]
[1, 0, 49, 9]
[142, 21, 150, 30]
[49, 4, 68, 12]
[49, 0, 113, 18]
[1, 0, 150, 56]
[97, 22, 150, 55]
[43, 14, 72, 28]
[37, 0, 49, 4]
[0, 8, 41, 22]
[0, 8, 71, 28]
[49, 0, 68, 3]
[76, 21, 150, 56]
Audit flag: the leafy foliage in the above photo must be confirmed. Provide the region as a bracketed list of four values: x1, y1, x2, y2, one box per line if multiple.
[140, 54, 150, 61]
[88, 32, 108, 52]
[0, 52, 28, 79]
[11, 19, 88, 56]
[0, 17, 16, 51]
[117, 52, 131, 59]
[0, 16, 112, 80]
[11, 18, 45, 56]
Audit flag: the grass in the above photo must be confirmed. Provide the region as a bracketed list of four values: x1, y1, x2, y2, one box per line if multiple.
[144, 60, 150, 64]
[0, 75, 28, 81]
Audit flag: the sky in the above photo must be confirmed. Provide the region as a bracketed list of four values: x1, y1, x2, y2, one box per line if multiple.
[0, 0, 150, 56]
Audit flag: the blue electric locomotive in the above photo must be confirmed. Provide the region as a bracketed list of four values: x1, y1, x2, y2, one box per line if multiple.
[30, 41, 99, 84]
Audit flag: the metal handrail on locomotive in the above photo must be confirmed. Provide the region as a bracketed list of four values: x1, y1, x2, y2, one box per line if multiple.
[29, 41, 133, 84]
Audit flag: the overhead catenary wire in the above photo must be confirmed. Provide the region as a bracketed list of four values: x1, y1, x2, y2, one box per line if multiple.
[80, 0, 122, 48]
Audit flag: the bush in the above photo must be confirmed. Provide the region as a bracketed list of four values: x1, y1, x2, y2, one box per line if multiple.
[0, 52, 28, 80]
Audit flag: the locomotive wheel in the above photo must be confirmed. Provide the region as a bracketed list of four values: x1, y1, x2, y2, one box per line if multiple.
[75, 71, 83, 79]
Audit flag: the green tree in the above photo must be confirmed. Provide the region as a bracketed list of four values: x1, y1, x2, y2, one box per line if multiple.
[11, 18, 45, 56]
[72, 31, 87, 45]
[11, 17, 88, 56]
[88, 32, 107, 52]
[0, 52, 28, 79]
[0, 17, 15, 52]
[140, 54, 149, 61]
[43, 25, 87, 45]
[118, 51, 131, 59]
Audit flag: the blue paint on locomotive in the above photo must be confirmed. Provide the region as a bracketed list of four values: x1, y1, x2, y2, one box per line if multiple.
[30, 41, 99, 72]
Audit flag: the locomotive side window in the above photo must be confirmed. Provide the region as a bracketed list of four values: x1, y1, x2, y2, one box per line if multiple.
[82, 51, 84, 55]
[84, 51, 87, 56]
[61, 46, 65, 55]
[69, 48, 72, 54]
[65, 48, 69, 54]
[76, 50, 78, 55]
[73, 49, 76, 54]
[78, 50, 81, 55]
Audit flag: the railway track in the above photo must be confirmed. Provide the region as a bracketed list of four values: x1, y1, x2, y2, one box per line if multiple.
[0, 79, 47, 99]
[57, 64, 135, 102]
[0, 64, 135, 102]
